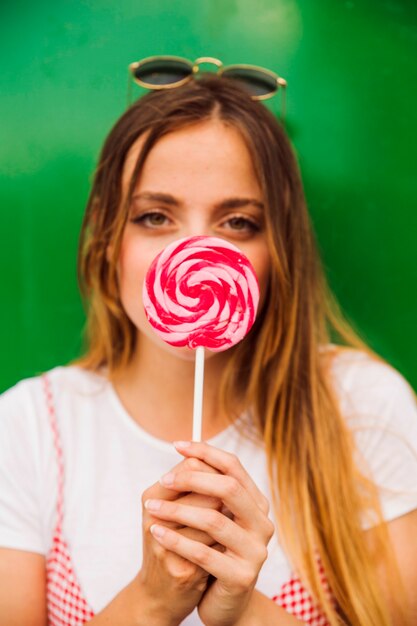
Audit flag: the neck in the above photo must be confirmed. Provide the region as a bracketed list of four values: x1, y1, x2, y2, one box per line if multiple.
[111, 335, 235, 442]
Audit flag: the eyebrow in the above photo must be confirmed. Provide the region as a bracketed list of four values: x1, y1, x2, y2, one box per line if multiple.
[132, 191, 264, 211]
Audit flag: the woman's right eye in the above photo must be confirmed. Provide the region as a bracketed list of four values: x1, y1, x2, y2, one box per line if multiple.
[131, 211, 171, 228]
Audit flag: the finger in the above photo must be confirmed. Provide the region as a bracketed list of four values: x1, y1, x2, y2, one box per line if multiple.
[150, 494, 222, 529]
[142, 457, 220, 506]
[151, 493, 224, 545]
[145, 499, 263, 561]
[148, 516, 219, 546]
[145, 487, 223, 538]
[150, 524, 260, 589]
[173, 441, 270, 514]
[177, 526, 217, 546]
[173, 456, 220, 476]
[159, 471, 274, 541]
[178, 493, 222, 511]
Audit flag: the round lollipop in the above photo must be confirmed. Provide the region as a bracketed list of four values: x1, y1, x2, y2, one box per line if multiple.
[142, 235, 260, 440]
[143, 235, 259, 350]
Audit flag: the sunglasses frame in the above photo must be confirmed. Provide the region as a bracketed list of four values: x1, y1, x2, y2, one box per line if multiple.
[127, 55, 287, 122]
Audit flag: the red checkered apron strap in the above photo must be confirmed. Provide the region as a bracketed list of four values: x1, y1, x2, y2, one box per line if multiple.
[42, 374, 95, 625]
[42, 375, 64, 530]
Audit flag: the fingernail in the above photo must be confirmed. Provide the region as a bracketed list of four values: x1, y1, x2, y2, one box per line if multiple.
[150, 524, 166, 539]
[173, 441, 192, 449]
[160, 472, 175, 486]
[144, 499, 161, 511]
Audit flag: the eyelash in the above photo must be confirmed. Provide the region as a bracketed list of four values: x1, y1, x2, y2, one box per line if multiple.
[222, 215, 260, 233]
[131, 211, 171, 228]
[130, 211, 260, 233]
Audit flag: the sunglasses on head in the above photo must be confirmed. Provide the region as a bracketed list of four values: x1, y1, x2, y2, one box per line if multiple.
[127, 55, 287, 122]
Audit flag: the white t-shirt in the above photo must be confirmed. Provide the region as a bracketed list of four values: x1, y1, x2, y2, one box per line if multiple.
[0, 348, 416, 623]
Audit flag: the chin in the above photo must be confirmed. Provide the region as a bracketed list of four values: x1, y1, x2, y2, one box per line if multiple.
[163, 343, 200, 361]
[161, 341, 230, 362]
[138, 328, 232, 362]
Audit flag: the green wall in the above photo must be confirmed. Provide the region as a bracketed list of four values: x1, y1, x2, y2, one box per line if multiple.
[1, 0, 416, 392]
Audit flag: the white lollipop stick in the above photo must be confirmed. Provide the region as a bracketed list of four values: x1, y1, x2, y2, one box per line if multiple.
[192, 346, 205, 441]
[143, 236, 260, 443]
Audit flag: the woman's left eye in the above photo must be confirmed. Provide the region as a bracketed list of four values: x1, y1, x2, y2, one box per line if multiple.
[222, 216, 260, 233]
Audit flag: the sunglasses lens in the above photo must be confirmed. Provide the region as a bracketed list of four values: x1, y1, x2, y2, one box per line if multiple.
[221, 67, 277, 97]
[133, 58, 192, 86]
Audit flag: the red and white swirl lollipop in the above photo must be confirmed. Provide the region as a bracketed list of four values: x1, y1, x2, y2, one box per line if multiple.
[143, 235, 259, 351]
[143, 235, 260, 440]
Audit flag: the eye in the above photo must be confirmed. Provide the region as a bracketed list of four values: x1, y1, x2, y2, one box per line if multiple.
[221, 215, 260, 233]
[131, 211, 172, 228]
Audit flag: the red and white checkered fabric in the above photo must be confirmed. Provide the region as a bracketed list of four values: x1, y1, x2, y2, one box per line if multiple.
[273, 563, 331, 625]
[46, 529, 95, 625]
[43, 375, 95, 625]
[42, 374, 332, 625]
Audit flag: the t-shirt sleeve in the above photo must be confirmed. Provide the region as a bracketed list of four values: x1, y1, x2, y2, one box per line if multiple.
[0, 380, 46, 554]
[334, 352, 417, 526]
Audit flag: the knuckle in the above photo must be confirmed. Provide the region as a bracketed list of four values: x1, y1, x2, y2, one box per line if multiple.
[266, 518, 275, 540]
[193, 544, 211, 567]
[256, 544, 269, 565]
[236, 566, 257, 591]
[206, 510, 227, 533]
[184, 457, 201, 472]
[167, 559, 198, 584]
[224, 452, 240, 473]
[223, 476, 241, 499]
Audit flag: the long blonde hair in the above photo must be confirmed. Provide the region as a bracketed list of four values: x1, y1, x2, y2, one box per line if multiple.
[77, 75, 403, 624]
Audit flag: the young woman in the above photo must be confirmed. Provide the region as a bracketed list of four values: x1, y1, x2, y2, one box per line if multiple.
[0, 65, 416, 626]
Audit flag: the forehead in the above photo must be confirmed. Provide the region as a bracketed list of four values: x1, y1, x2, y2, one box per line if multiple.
[122, 119, 259, 192]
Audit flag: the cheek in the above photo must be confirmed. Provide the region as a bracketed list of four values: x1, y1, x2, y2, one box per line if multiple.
[118, 246, 144, 294]
[246, 245, 271, 309]
[117, 236, 151, 323]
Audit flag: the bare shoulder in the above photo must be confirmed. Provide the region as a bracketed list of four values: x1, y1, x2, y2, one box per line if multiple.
[0, 547, 47, 626]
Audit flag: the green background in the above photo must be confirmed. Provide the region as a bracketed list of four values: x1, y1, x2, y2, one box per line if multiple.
[1, 0, 416, 393]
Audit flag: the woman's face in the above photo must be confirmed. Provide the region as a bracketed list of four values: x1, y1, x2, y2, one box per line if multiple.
[117, 118, 271, 359]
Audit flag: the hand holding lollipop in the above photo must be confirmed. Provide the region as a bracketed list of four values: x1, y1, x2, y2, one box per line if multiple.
[143, 235, 260, 440]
